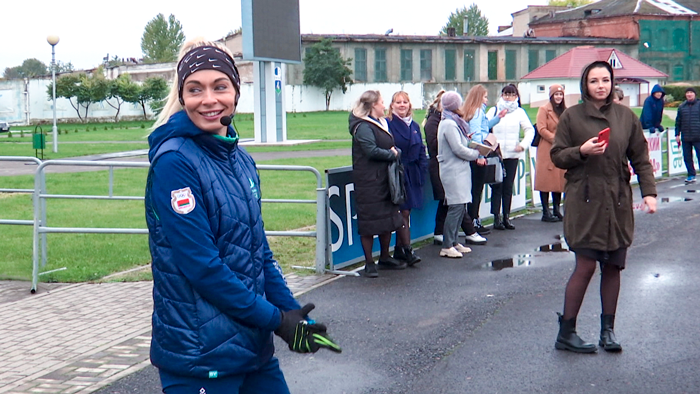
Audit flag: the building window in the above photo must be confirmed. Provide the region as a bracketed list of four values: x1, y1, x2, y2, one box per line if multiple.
[674, 64, 685, 81]
[608, 51, 623, 69]
[464, 49, 475, 81]
[354, 48, 367, 82]
[660, 29, 669, 48]
[528, 49, 539, 72]
[537, 85, 545, 93]
[488, 50, 498, 81]
[673, 28, 686, 51]
[545, 50, 557, 62]
[375, 49, 387, 82]
[445, 49, 456, 81]
[401, 49, 413, 81]
[420, 49, 432, 81]
[505, 49, 516, 80]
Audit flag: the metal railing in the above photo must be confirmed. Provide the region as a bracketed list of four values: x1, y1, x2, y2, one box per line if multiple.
[26, 160, 329, 292]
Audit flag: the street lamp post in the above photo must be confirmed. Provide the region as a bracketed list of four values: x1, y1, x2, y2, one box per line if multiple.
[47, 35, 60, 153]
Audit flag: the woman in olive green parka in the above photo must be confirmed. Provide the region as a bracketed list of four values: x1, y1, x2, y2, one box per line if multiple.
[550, 61, 657, 354]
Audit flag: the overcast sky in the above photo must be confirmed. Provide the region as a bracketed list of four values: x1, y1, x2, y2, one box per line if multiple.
[0, 0, 558, 73]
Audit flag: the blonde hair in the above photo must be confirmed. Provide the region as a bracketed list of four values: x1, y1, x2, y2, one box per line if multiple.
[352, 90, 382, 118]
[387, 91, 413, 120]
[152, 38, 235, 130]
[461, 85, 487, 122]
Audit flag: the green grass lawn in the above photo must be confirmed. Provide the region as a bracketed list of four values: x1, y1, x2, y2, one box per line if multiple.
[0, 155, 351, 283]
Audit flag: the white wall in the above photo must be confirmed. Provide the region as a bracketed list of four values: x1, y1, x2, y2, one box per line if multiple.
[520, 79, 579, 107]
[2, 79, 426, 125]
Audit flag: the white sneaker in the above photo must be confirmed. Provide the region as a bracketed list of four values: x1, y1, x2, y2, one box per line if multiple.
[464, 232, 487, 245]
[433, 234, 443, 245]
[439, 247, 463, 258]
[454, 243, 472, 254]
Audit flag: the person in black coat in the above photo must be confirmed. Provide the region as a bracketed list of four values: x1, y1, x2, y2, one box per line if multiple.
[349, 90, 406, 277]
[387, 91, 428, 266]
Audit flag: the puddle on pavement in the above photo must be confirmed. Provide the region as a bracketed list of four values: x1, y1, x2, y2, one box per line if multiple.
[483, 235, 571, 271]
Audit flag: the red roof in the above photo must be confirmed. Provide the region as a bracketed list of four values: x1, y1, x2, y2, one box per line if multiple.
[521, 46, 668, 80]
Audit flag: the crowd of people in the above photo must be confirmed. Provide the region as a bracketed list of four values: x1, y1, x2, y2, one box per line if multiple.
[349, 60, 659, 354]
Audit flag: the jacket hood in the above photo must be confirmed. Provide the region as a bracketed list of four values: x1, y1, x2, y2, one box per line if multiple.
[148, 111, 236, 162]
[580, 61, 614, 107]
[651, 84, 666, 98]
[348, 112, 388, 135]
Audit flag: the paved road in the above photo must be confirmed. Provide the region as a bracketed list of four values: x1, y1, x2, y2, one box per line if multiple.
[94, 177, 700, 394]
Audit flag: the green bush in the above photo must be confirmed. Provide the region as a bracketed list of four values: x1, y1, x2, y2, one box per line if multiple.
[662, 85, 700, 103]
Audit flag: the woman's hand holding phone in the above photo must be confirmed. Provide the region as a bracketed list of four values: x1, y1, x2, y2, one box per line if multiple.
[580, 134, 608, 156]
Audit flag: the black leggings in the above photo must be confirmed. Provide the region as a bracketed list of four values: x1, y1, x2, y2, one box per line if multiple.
[490, 158, 519, 216]
[468, 161, 487, 220]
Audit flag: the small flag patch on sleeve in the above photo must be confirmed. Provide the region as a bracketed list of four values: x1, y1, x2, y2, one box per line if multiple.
[171, 187, 196, 214]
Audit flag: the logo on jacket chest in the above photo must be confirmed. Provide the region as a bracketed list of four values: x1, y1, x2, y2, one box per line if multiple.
[170, 187, 196, 214]
[248, 177, 259, 200]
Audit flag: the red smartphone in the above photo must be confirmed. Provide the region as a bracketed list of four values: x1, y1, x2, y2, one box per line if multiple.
[598, 127, 610, 145]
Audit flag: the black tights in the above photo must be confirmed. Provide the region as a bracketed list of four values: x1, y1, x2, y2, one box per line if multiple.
[562, 254, 621, 320]
[361, 233, 392, 263]
[540, 192, 562, 208]
[396, 210, 411, 247]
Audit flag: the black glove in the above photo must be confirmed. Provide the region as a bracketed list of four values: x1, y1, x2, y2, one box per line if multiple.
[274, 303, 342, 354]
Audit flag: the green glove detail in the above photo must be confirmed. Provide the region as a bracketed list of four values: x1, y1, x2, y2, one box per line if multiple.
[274, 303, 342, 354]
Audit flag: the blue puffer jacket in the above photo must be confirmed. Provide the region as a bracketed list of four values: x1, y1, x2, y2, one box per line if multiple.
[145, 111, 300, 379]
[640, 84, 665, 129]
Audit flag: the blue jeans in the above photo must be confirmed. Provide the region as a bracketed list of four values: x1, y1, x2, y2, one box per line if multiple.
[159, 357, 290, 394]
[682, 140, 700, 176]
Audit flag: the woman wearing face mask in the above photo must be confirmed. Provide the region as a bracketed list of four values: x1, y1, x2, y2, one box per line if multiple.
[387, 91, 428, 266]
[462, 84, 506, 235]
[535, 84, 567, 222]
[146, 39, 340, 393]
[349, 90, 406, 277]
[551, 61, 657, 353]
[486, 85, 535, 230]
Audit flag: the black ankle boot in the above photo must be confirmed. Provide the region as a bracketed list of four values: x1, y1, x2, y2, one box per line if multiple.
[503, 214, 515, 230]
[377, 256, 407, 270]
[555, 313, 597, 353]
[403, 246, 421, 266]
[599, 314, 622, 352]
[541, 204, 557, 222]
[493, 214, 505, 230]
[393, 245, 407, 261]
[553, 205, 563, 221]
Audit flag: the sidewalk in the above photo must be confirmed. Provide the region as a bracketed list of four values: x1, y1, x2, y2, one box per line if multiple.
[0, 273, 339, 394]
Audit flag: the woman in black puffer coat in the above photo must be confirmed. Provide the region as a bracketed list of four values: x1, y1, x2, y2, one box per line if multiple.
[349, 90, 405, 278]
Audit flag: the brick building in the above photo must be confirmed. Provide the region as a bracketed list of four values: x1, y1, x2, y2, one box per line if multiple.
[528, 0, 700, 81]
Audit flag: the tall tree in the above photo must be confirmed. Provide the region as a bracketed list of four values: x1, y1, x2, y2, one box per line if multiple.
[106, 73, 140, 122]
[3, 58, 48, 79]
[440, 3, 489, 36]
[302, 38, 352, 111]
[48, 74, 83, 121]
[122, 77, 169, 120]
[548, 0, 592, 6]
[55, 61, 75, 74]
[141, 14, 186, 63]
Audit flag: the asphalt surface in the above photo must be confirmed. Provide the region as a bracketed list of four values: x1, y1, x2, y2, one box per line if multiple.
[94, 177, 700, 394]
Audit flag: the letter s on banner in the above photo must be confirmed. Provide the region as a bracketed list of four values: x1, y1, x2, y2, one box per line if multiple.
[328, 186, 344, 252]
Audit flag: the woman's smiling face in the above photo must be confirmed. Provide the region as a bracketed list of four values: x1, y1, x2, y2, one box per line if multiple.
[181, 69, 237, 136]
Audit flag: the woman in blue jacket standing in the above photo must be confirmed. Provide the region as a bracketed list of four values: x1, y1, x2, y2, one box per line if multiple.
[387, 91, 427, 265]
[145, 39, 339, 394]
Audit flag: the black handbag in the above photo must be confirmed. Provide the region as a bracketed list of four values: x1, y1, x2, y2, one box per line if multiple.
[388, 159, 407, 205]
[483, 149, 505, 185]
[531, 124, 541, 147]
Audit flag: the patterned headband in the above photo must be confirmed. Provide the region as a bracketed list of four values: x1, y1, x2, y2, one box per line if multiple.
[177, 45, 241, 105]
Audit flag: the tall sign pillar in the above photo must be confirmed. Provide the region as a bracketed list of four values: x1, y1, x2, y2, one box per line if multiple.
[242, 0, 300, 144]
[253, 62, 287, 143]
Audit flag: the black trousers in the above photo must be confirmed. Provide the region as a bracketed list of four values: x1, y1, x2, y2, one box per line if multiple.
[468, 161, 487, 220]
[490, 158, 519, 216]
[434, 200, 476, 236]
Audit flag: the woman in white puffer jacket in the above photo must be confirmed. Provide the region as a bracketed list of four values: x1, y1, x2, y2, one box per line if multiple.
[485, 84, 535, 230]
